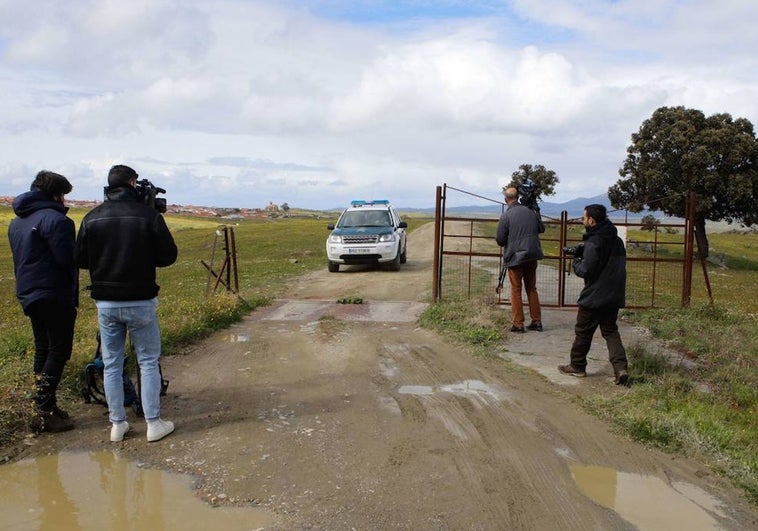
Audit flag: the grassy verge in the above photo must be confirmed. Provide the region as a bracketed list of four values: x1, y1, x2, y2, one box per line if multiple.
[590, 305, 758, 504]
[418, 296, 509, 349]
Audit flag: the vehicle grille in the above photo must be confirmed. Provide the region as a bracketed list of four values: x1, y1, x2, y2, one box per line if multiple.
[343, 234, 379, 244]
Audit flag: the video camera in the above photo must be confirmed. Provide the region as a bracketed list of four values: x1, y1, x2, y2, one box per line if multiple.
[517, 177, 540, 213]
[562, 245, 584, 258]
[135, 178, 167, 213]
[103, 178, 167, 213]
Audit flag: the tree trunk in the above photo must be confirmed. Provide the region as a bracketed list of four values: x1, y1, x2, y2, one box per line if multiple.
[694, 217, 709, 259]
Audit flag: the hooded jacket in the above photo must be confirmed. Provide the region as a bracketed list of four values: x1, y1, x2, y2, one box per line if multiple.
[573, 218, 626, 309]
[8, 190, 78, 313]
[496, 203, 545, 268]
[75, 186, 178, 301]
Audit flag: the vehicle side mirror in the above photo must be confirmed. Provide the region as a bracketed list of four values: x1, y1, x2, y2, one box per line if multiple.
[327, 223, 335, 230]
[398, 221, 408, 229]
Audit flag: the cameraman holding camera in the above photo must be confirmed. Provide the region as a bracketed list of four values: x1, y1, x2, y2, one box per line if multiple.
[76, 165, 178, 442]
[496, 186, 545, 333]
[558, 204, 629, 385]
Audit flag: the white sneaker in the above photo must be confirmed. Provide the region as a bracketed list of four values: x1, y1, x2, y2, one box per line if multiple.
[146, 419, 175, 442]
[111, 421, 130, 442]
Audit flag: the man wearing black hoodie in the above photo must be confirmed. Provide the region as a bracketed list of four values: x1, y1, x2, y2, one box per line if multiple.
[558, 204, 629, 385]
[8, 171, 78, 432]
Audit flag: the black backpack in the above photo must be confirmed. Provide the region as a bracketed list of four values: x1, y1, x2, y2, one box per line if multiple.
[81, 332, 169, 417]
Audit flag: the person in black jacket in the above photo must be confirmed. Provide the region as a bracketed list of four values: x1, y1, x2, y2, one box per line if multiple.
[558, 204, 629, 385]
[8, 171, 77, 433]
[76, 165, 178, 442]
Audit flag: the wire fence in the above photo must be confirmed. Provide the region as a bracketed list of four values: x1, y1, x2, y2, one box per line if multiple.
[434, 185, 693, 309]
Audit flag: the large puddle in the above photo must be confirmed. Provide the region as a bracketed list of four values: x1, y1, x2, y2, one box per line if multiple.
[0, 451, 272, 530]
[571, 464, 728, 530]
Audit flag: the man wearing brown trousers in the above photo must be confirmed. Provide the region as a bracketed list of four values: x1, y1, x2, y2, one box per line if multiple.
[496, 186, 545, 333]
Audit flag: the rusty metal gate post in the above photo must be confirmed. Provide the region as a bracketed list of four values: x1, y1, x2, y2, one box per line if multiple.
[558, 210, 569, 307]
[432, 185, 444, 302]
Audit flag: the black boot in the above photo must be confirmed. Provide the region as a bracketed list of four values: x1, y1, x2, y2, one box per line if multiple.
[30, 410, 74, 433]
[52, 405, 70, 419]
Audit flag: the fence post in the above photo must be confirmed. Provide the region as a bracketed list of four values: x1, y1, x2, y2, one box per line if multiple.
[558, 210, 568, 307]
[432, 185, 443, 301]
[682, 191, 696, 307]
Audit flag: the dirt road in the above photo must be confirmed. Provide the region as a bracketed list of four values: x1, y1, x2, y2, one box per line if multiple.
[12, 223, 758, 529]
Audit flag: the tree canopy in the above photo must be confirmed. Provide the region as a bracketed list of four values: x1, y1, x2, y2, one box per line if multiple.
[640, 214, 660, 232]
[506, 163, 559, 202]
[609, 106, 758, 257]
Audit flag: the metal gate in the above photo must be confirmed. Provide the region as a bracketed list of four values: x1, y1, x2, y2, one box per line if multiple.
[432, 184, 701, 309]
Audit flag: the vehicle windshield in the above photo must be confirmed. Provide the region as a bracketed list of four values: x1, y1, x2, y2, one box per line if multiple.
[338, 210, 391, 228]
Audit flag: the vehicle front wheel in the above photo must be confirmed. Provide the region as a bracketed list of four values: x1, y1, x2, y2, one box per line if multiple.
[400, 245, 407, 264]
[328, 261, 340, 272]
[387, 251, 401, 271]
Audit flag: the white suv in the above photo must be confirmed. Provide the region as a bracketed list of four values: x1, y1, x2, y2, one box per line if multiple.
[326, 200, 408, 272]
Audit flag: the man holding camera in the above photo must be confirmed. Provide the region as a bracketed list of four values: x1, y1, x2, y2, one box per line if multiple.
[496, 186, 545, 333]
[558, 204, 629, 385]
[76, 165, 178, 442]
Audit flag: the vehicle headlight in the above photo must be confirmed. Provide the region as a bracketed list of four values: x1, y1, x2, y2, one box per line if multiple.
[378, 233, 395, 242]
[328, 234, 342, 243]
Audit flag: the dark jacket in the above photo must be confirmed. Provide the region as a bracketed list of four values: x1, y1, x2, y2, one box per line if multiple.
[76, 186, 178, 301]
[496, 203, 545, 267]
[573, 219, 626, 309]
[8, 190, 78, 313]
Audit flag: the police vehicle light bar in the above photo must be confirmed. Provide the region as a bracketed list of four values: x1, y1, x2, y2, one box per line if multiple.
[349, 199, 390, 207]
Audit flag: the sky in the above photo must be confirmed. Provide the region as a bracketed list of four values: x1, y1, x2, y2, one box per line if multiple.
[1, 0, 757, 210]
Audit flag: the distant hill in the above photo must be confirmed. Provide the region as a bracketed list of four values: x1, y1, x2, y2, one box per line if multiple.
[397, 193, 640, 219]
[0, 193, 664, 222]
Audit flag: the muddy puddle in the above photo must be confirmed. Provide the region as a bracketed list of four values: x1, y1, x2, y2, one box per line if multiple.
[398, 379, 511, 405]
[396, 380, 731, 529]
[0, 450, 272, 530]
[222, 332, 251, 343]
[571, 464, 728, 530]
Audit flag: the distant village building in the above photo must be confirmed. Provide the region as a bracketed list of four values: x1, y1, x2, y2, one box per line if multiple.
[265, 201, 279, 212]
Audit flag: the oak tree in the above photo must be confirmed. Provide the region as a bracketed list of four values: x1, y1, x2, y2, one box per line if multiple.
[506, 163, 559, 202]
[609, 106, 758, 258]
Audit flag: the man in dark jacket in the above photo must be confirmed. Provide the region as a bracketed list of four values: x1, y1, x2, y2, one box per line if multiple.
[558, 204, 629, 385]
[76, 164, 178, 442]
[496, 186, 545, 333]
[8, 171, 77, 433]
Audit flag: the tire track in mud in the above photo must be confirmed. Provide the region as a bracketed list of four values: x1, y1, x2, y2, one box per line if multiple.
[375, 339, 610, 529]
[378, 334, 672, 529]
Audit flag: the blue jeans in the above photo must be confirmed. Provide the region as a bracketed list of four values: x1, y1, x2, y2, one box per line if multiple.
[96, 302, 163, 423]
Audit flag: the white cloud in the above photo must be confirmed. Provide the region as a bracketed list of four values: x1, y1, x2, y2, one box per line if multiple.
[2, 0, 758, 209]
